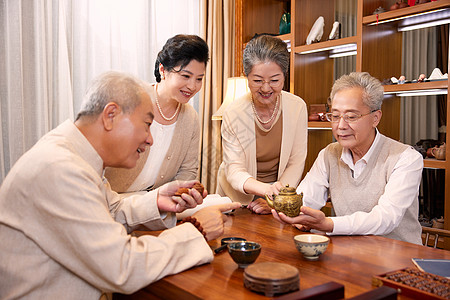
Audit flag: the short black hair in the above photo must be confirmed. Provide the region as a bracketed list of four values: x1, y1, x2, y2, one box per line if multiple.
[154, 34, 209, 82]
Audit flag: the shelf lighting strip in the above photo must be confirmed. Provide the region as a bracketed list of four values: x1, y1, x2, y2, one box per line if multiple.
[367, 8, 447, 26]
[308, 127, 332, 130]
[328, 44, 357, 58]
[329, 50, 357, 58]
[385, 89, 447, 97]
[397, 89, 447, 97]
[399, 8, 450, 31]
[299, 43, 357, 55]
[398, 18, 450, 31]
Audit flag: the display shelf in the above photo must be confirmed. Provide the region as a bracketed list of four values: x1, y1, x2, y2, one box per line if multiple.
[294, 36, 357, 55]
[307, 121, 332, 129]
[383, 80, 448, 93]
[424, 158, 447, 169]
[277, 33, 292, 41]
[363, 1, 450, 25]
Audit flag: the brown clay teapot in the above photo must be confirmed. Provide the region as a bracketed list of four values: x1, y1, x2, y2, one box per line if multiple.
[390, 2, 400, 10]
[265, 184, 303, 217]
[431, 143, 446, 160]
[398, 0, 409, 8]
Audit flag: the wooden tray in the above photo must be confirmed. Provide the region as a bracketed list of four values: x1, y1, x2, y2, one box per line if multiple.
[372, 267, 450, 299]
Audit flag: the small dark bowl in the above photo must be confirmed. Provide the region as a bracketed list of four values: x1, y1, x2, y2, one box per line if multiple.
[214, 237, 246, 254]
[228, 241, 261, 268]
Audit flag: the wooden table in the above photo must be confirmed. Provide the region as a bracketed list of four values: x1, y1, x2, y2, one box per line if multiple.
[118, 208, 450, 300]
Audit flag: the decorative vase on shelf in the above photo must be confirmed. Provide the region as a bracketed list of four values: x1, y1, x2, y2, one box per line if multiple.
[390, 2, 399, 10]
[431, 143, 446, 160]
[279, 12, 291, 35]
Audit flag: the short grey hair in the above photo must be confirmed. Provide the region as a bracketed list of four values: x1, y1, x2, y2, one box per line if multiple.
[329, 72, 384, 111]
[76, 71, 145, 121]
[243, 35, 290, 77]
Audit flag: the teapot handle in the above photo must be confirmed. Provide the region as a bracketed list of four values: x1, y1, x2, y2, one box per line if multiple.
[431, 146, 439, 158]
[431, 146, 443, 159]
[431, 147, 437, 158]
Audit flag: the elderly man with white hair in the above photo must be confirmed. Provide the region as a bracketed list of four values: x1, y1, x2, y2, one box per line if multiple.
[272, 72, 423, 245]
[0, 71, 240, 299]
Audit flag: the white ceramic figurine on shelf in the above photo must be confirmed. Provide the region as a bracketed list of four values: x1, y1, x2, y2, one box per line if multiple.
[306, 16, 324, 45]
[328, 21, 340, 40]
[428, 68, 448, 81]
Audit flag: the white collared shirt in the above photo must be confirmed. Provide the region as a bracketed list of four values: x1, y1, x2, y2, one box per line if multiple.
[127, 120, 176, 192]
[297, 130, 423, 236]
[340, 128, 382, 179]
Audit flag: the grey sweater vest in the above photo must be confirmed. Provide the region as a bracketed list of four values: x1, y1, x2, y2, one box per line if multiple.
[324, 134, 422, 244]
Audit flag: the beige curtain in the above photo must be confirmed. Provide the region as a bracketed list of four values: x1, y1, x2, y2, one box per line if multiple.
[400, 28, 439, 145]
[198, 0, 234, 192]
[333, 0, 357, 81]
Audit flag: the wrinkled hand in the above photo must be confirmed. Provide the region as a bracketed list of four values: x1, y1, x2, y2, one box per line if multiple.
[247, 197, 272, 215]
[263, 181, 283, 200]
[192, 202, 242, 241]
[157, 180, 208, 213]
[271, 206, 334, 233]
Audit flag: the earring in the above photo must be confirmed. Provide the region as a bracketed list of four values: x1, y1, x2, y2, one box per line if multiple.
[160, 72, 165, 80]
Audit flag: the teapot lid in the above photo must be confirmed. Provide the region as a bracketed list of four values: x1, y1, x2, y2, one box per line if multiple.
[279, 184, 296, 195]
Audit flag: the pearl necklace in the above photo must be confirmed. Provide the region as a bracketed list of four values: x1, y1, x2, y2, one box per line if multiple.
[251, 94, 280, 125]
[155, 84, 181, 121]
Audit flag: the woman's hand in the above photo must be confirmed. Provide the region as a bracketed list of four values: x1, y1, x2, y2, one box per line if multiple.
[247, 197, 271, 214]
[263, 181, 283, 200]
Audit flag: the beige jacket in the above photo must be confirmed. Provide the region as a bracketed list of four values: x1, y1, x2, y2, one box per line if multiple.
[105, 103, 200, 192]
[0, 120, 212, 300]
[216, 91, 308, 204]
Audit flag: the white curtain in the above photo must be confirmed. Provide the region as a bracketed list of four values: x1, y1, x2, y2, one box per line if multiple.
[0, 0, 201, 182]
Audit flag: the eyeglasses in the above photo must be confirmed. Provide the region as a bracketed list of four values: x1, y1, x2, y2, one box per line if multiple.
[249, 78, 283, 88]
[325, 110, 377, 123]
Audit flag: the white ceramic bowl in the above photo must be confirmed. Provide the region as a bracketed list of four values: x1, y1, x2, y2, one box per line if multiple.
[293, 234, 329, 260]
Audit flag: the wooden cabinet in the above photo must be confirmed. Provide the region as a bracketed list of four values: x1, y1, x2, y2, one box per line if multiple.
[234, 0, 450, 244]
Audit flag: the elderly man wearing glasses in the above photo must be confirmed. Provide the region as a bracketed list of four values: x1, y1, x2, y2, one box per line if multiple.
[272, 72, 423, 245]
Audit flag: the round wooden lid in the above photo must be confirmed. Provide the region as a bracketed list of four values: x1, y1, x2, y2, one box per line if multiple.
[244, 262, 299, 281]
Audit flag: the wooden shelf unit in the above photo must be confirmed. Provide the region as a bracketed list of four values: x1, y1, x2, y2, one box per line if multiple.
[234, 0, 450, 243]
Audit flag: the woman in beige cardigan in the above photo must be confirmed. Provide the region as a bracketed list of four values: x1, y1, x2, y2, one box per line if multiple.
[105, 35, 208, 193]
[216, 35, 308, 214]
